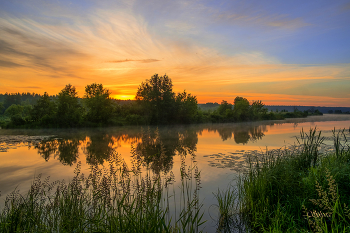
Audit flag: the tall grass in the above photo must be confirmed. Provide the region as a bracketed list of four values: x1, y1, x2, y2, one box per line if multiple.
[238, 127, 350, 232]
[213, 185, 245, 233]
[0, 151, 205, 232]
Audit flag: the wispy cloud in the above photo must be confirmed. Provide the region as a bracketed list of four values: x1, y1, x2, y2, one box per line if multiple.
[0, 59, 23, 68]
[0, 22, 89, 76]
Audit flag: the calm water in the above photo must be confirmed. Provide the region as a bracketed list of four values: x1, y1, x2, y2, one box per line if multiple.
[1, 114, 350, 232]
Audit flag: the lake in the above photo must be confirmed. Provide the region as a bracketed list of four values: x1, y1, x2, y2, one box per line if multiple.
[1, 114, 350, 232]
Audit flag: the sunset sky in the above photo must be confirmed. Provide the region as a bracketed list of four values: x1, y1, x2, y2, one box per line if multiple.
[1, 0, 350, 106]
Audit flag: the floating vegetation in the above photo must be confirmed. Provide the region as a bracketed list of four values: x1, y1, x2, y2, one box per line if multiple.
[0, 135, 56, 152]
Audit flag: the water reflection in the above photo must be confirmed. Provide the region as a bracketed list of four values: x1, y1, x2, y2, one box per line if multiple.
[206, 124, 268, 144]
[1, 123, 270, 171]
[34, 137, 82, 166]
[84, 134, 115, 165]
[132, 127, 198, 173]
[34, 140, 58, 162]
[57, 139, 80, 166]
[29, 124, 267, 171]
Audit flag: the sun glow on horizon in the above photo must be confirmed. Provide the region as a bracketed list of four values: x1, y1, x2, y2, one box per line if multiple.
[113, 95, 135, 100]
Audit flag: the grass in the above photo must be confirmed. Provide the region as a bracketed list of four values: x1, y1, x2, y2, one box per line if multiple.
[213, 185, 245, 233]
[0, 150, 205, 232]
[236, 127, 350, 232]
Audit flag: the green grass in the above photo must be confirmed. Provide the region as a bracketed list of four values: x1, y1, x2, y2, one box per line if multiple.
[213, 185, 245, 233]
[0, 152, 205, 232]
[237, 128, 350, 232]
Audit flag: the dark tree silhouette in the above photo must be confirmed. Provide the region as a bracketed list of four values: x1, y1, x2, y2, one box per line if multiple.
[56, 84, 82, 127]
[84, 83, 113, 124]
[233, 96, 250, 121]
[136, 74, 175, 124]
[30, 92, 56, 125]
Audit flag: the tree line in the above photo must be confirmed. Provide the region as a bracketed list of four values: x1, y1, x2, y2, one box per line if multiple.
[0, 74, 321, 128]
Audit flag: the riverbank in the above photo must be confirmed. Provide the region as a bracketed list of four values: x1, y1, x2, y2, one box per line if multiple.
[0, 109, 323, 129]
[235, 128, 350, 232]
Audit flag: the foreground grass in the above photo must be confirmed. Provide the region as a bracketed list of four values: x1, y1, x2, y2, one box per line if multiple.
[0, 152, 204, 233]
[236, 128, 350, 233]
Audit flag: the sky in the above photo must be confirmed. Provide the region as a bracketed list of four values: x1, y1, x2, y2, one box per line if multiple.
[0, 0, 350, 106]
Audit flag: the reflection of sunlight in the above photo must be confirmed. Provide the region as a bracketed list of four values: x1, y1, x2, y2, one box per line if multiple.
[111, 135, 140, 145]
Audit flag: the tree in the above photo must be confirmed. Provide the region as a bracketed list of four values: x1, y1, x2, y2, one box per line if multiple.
[218, 100, 233, 119]
[30, 92, 56, 125]
[56, 84, 83, 127]
[175, 91, 198, 123]
[136, 74, 175, 124]
[5, 104, 24, 117]
[84, 83, 113, 124]
[3, 93, 21, 109]
[250, 100, 267, 120]
[5, 104, 26, 126]
[0, 102, 4, 114]
[233, 96, 250, 121]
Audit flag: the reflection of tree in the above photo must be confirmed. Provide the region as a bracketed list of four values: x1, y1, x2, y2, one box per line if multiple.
[30, 122, 271, 169]
[84, 134, 115, 165]
[34, 140, 59, 161]
[249, 125, 267, 141]
[57, 139, 80, 166]
[132, 127, 198, 174]
[233, 130, 251, 144]
[176, 129, 198, 156]
[34, 138, 81, 165]
[207, 123, 268, 144]
[132, 129, 174, 174]
[215, 128, 233, 141]
[233, 125, 267, 144]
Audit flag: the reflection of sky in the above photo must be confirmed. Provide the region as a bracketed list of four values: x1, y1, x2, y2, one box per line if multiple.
[0, 0, 350, 106]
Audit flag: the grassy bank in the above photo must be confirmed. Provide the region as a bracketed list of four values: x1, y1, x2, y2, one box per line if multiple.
[236, 128, 350, 232]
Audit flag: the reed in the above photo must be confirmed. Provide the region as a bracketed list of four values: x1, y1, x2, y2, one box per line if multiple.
[0, 151, 205, 232]
[238, 127, 350, 232]
[213, 185, 245, 233]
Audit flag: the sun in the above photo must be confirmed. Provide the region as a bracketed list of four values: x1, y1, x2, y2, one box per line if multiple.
[113, 95, 135, 100]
